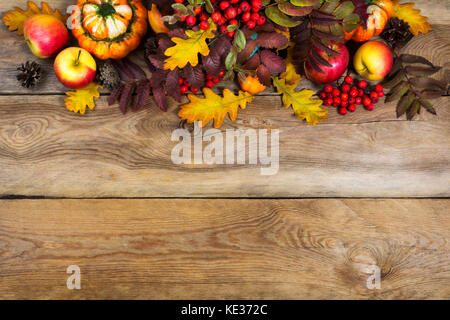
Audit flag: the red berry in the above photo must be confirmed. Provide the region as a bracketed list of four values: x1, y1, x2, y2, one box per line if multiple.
[194, 6, 202, 15]
[179, 77, 184, 85]
[341, 93, 349, 101]
[350, 90, 358, 98]
[199, 21, 210, 30]
[219, 1, 230, 11]
[181, 85, 189, 94]
[358, 80, 368, 89]
[341, 101, 348, 108]
[324, 98, 332, 106]
[366, 104, 374, 111]
[341, 84, 350, 93]
[378, 91, 384, 97]
[344, 76, 354, 84]
[348, 104, 356, 112]
[246, 20, 256, 29]
[225, 7, 237, 19]
[227, 31, 235, 38]
[375, 84, 384, 92]
[211, 12, 222, 23]
[242, 12, 251, 22]
[332, 89, 341, 97]
[240, 1, 250, 12]
[190, 87, 199, 93]
[320, 92, 327, 99]
[355, 97, 362, 105]
[363, 97, 372, 107]
[252, 0, 263, 11]
[339, 107, 348, 115]
[186, 16, 196, 27]
[206, 80, 214, 88]
[324, 85, 333, 93]
[358, 89, 364, 97]
[213, 77, 221, 84]
[218, 71, 225, 77]
[370, 92, 379, 100]
[348, 97, 355, 104]
[333, 97, 341, 105]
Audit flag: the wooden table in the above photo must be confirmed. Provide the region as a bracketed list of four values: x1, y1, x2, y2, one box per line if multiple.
[0, 0, 449, 299]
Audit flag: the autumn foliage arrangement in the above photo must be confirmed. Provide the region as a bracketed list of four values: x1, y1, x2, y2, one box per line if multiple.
[3, 0, 447, 126]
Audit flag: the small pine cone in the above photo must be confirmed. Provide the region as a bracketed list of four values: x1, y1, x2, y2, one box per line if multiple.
[96, 60, 121, 90]
[17, 61, 41, 88]
[380, 18, 414, 50]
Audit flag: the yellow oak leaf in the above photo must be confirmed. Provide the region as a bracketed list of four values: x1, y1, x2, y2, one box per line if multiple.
[392, 1, 432, 36]
[179, 88, 255, 128]
[3, 1, 67, 36]
[65, 83, 102, 115]
[280, 48, 301, 86]
[164, 20, 217, 70]
[273, 77, 327, 126]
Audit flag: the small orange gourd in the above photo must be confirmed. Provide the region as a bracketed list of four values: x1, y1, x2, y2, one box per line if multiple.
[344, 0, 394, 42]
[72, 0, 148, 60]
[239, 75, 266, 95]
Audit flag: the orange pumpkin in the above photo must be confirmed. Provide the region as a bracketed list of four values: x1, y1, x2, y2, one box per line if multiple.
[344, 0, 393, 42]
[72, 0, 148, 60]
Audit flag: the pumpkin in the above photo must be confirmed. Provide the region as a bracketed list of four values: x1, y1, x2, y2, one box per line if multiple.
[344, 0, 393, 42]
[72, 0, 148, 60]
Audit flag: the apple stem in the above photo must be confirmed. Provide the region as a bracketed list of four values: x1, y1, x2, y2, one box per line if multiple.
[75, 50, 82, 66]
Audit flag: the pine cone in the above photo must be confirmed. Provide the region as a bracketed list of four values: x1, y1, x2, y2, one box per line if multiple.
[17, 61, 41, 88]
[96, 60, 121, 90]
[380, 18, 414, 50]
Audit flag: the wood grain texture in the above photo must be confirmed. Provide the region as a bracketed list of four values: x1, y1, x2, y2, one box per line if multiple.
[0, 94, 449, 198]
[0, 199, 448, 300]
[0, 1, 448, 94]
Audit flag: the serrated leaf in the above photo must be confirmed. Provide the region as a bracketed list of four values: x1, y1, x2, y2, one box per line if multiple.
[392, 0, 432, 36]
[386, 81, 410, 103]
[164, 19, 217, 70]
[273, 77, 327, 126]
[65, 83, 102, 115]
[396, 91, 415, 118]
[178, 88, 255, 128]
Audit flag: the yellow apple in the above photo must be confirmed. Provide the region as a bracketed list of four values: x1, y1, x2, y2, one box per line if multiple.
[353, 41, 393, 81]
[54, 47, 96, 89]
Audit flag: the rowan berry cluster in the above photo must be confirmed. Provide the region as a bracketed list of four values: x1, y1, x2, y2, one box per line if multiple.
[320, 76, 385, 115]
[179, 71, 225, 94]
[174, 0, 265, 38]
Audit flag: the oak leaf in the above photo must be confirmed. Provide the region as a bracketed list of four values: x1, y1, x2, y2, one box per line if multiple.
[164, 20, 217, 70]
[3, 1, 67, 36]
[280, 49, 301, 86]
[392, 1, 432, 36]
[273, 77, 327, 126]
[178, 88, 255, 128]
[65, 83, 102, 115]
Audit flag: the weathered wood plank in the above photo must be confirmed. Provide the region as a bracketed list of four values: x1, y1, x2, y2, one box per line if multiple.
[0, 95, 448, 198]
[0, 199, 448, 300]
[0, 0, 448, 95]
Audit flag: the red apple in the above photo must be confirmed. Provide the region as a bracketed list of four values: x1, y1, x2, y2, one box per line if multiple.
[23, 14, 69, 59]
[54, 47, 97, 89]
[305, 42, 350, 84]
